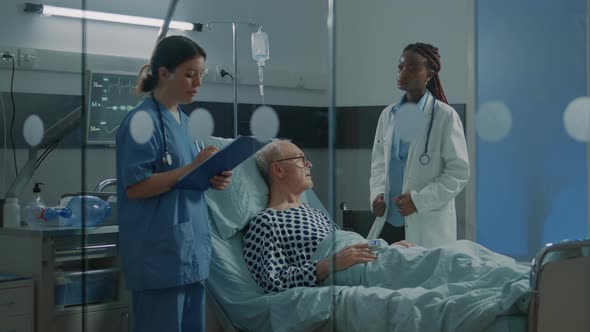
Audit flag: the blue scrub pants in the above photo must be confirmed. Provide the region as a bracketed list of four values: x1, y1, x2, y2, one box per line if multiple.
[131, 281, 206, 332]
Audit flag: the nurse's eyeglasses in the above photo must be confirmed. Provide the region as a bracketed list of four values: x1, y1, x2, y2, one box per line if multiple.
[274, 156, 311, 168]
[187, 68, 209, 80]
[198, 68, 208, 79]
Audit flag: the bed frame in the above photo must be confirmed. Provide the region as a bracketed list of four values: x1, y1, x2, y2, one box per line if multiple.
[204, 237, 590, 332]
[529, 239, 590, 332]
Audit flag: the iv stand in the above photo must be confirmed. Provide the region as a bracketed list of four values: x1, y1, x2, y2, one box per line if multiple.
[154, 2, 258, 138]
[206, 21, 258, 138]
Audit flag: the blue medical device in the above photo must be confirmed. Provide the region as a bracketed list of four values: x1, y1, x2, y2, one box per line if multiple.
[368, 239, 384, 252]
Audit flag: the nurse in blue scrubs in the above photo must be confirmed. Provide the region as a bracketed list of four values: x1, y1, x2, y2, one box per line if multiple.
[116, 35, 232, 332]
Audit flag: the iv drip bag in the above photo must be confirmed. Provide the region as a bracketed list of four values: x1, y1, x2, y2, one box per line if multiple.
[252, 27, 270, 66]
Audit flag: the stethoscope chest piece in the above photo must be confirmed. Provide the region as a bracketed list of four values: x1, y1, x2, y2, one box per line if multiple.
[419, 153, 430, 165]
[164, 151, 173, 166]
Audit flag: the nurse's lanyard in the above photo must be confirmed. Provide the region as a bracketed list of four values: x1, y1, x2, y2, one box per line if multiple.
[151, 93, 173, 166]
[379, 94, 437, 166]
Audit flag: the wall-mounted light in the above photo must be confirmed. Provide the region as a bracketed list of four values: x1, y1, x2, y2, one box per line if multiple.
[24, 3, 203, 31]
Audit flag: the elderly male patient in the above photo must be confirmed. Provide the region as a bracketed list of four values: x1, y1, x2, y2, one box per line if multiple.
[241, 140, 530, 331]
[242, 139, 413, 293]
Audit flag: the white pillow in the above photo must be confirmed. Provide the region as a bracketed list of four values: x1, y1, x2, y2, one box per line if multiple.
[203, 136, 326, 239]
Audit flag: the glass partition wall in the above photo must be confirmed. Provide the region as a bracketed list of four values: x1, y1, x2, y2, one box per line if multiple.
[329, 0, 587, 331]
[0, 0, 92, 331]
[1, 0, 588, 331]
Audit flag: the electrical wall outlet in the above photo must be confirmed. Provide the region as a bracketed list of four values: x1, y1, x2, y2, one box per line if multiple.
[215, 65, 234, 83]
[18, 48, 37, 68]
[0, 47, 18, 68]
[0, 47, 37, 69]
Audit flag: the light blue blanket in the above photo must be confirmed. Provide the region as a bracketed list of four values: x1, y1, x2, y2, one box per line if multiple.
[312, 230, 531, 332]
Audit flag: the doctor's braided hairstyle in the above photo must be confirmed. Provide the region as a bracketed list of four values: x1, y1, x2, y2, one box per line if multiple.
[403, 43, 448, 104]
[136, 35, 207, 93]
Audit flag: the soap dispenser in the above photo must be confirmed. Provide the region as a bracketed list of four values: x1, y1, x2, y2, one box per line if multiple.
[23, 183, 46, 226]
[24, 183, 71, 226]
[32, 183, 44, 203]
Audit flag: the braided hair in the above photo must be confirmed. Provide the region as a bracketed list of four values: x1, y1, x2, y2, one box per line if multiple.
[403, 43, 448, 104]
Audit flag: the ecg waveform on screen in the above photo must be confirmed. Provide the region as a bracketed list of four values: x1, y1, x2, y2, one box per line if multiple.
[103, 77, 136, 96]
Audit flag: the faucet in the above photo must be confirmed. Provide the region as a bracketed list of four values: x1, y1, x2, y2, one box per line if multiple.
[94, 179, 117, 192]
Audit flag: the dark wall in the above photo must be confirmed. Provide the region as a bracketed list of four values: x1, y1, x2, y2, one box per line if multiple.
[1, 92, 465, 149]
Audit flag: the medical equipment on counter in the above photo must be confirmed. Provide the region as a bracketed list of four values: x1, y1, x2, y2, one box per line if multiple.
[25, 205, 71, 227]
[251, 27, 269, 105]
[23, 183, 72, 227]
[2, 198, 20, 228]
[23, 182, 46, 226]
[63, 195, 112, 227]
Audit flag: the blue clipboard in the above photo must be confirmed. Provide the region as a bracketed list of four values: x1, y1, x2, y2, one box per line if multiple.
[174, 136, 266, 191]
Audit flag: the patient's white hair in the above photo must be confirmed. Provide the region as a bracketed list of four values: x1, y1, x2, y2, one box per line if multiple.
[255, 139, 291, 186]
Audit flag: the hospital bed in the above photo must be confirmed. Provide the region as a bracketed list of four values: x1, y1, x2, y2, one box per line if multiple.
[202, 137, 590, 332]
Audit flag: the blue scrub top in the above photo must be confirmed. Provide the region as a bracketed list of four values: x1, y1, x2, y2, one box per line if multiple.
[386, 91, 430, 226]
[116, 98, 211, 291]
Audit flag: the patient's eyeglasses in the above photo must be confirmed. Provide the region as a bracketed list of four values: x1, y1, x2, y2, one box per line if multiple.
[274, 155, 311, 168]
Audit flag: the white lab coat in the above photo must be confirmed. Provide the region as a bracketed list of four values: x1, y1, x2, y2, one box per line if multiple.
[368, 95, 469, 247]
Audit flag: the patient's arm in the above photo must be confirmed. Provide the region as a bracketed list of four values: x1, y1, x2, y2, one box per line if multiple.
[316, 243, 377, 282]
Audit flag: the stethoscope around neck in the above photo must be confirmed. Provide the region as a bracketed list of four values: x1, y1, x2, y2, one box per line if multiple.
[378, 95, 437, 166]
[151, 93, 173, 167]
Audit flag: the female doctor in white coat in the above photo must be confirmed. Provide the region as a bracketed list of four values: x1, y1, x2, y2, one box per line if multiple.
[369, 42, 469, 248]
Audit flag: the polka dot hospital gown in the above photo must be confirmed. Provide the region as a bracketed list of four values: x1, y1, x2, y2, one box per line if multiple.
[243, 204, 339, 293]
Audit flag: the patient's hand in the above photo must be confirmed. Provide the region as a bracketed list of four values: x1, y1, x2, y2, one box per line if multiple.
[316, 243, 377, 282]
[210, 171, 232, 191]
[390, 240, 415, 248]
[334, 243, 377, 270]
